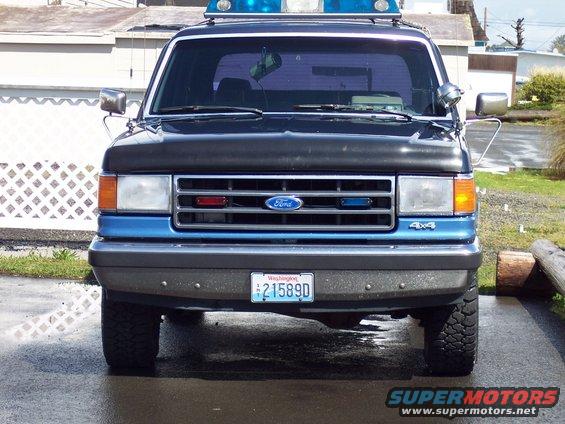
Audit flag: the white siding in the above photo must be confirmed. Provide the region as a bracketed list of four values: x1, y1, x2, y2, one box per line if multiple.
[516, 51, 565, 79]
[61, 0, 137, 6]
[439, 45, 469, 114]
[467, 70, 514, 110]
[0, 1, 48, 5]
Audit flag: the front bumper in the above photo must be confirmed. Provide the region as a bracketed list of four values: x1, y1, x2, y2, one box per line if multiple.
[89, 237, 481, 313]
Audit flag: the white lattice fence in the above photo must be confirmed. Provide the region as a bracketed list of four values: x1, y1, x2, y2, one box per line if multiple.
[0, 93, 141, 231]
[0, 161, 99, 230]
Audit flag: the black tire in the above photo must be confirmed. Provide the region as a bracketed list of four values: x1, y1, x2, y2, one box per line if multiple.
[166, 310, 204, 325]
[101, 291, 161, 369]
[423, 274, 479, 376]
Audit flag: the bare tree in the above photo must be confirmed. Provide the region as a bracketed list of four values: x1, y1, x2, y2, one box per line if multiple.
[499, 18, 525, 50]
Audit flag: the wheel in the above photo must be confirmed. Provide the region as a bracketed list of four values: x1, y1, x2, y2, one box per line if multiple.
[166, 310, 204, 325]
[423, 274, 479, 376]
[101, 291, 161, 369]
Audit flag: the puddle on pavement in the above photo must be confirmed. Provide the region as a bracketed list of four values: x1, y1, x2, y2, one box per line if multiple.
[5, 285, 101, 342]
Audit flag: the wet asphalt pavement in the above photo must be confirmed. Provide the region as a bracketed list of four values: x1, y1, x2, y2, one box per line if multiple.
[0, 277, 563, 423]
[467, 123, 549, 171]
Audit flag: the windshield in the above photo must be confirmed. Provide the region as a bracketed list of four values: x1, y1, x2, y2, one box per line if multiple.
[151, 36, 445, 117]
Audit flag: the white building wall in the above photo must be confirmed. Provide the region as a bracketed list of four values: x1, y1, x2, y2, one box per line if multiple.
[467, 70, 514, 110]
[515, 51, 565, 79]
[61, 0, 137, 6]
[439, 45, 470, 114]
[0, 1, 47, 5]
[0, 34, 168, 91]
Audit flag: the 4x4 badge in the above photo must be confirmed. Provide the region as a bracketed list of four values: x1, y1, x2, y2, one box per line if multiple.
[409, 222, 436, 230]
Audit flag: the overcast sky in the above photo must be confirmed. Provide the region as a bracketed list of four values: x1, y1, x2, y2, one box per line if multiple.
[405, 0, 565, 50]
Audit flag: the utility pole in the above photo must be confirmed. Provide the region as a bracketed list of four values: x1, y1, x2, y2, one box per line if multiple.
[500, 18, 525, 50]
[483, 7, 487, 32]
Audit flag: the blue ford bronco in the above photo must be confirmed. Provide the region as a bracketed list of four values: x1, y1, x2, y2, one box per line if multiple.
[89, 0, 507, 375]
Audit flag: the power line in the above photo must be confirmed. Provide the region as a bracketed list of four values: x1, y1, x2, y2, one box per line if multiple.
[486, 10, 565, 28]
[535, 28, 564, 50]
[488, 20, 564, 28]
[486, 22, 562, 50]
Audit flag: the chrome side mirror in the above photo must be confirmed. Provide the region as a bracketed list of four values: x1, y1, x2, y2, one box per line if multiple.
[436, 82, 463, 109]
[475, 93, 508, 117]
[100, 88, 126, 115]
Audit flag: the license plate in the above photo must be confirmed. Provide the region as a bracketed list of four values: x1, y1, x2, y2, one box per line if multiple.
[251, 273, 314, 303]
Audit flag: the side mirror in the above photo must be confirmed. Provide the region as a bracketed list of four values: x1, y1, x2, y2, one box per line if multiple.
[475, 93, 508, 117]
[436, 82, 463, 109]
[100, 88, 126, 115]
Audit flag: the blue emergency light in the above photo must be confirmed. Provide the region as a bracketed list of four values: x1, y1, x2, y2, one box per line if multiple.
[205, 0, 402, 19]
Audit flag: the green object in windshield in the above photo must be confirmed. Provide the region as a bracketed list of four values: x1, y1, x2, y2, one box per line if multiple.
[250, 51, 283, 82]
[351, 95, 404, 112]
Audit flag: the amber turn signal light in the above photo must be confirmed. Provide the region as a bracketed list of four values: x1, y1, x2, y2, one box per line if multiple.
[98, 174, 117, 211]
[454, 177, 476, 215]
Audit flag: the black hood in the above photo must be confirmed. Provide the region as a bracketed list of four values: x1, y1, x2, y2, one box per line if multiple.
[102, 115, 470, 174]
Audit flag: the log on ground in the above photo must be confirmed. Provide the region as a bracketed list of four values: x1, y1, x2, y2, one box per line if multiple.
[531, 239, 565, 296]
[496, 251, 554, 296]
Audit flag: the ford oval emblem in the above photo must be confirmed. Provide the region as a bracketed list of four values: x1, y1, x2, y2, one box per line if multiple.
[265, 196, 303, 212]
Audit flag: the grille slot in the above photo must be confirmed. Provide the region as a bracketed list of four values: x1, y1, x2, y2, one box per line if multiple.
[174, 175, 395, 232]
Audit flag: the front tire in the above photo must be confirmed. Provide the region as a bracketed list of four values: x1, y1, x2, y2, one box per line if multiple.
[423, 274, 479, 376]
[101, 291, 161, 369]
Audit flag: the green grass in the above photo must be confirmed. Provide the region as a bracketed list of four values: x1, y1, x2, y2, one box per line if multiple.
[476, 170, 565, 310]
[510, 102, 556, 111]
[552, 294, 565, 319]
[477, 264, 497, 295]
[475, 170, 565, 196]
[52, 248, 79, 261]
[0, 253, 91, 280]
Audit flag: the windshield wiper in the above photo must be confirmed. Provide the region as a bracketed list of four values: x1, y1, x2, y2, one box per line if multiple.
[293, 104, 413, 121]
[157, 105, 264, 116]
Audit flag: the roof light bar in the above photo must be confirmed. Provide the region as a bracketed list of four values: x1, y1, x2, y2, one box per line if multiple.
[205, 0, 402, 19]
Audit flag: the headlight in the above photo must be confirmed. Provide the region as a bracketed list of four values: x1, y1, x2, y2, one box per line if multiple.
[98, 174, 171, 214]
[117, 175, 171, 213]
[398, 175, 476, 216]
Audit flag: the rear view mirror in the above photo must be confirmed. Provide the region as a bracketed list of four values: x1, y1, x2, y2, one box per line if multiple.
[475, 93, 508, 117]
[250, 52, 282, 82]
[100, 88, 127, 115]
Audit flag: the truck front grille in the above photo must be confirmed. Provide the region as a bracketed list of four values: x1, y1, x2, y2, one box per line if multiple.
[173, 175, 395, 232]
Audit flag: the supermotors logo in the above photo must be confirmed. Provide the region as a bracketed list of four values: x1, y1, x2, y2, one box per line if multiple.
[386, 387, 560, 418]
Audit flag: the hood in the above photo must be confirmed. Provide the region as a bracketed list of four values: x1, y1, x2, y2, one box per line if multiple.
[102, 115, 470, 174]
